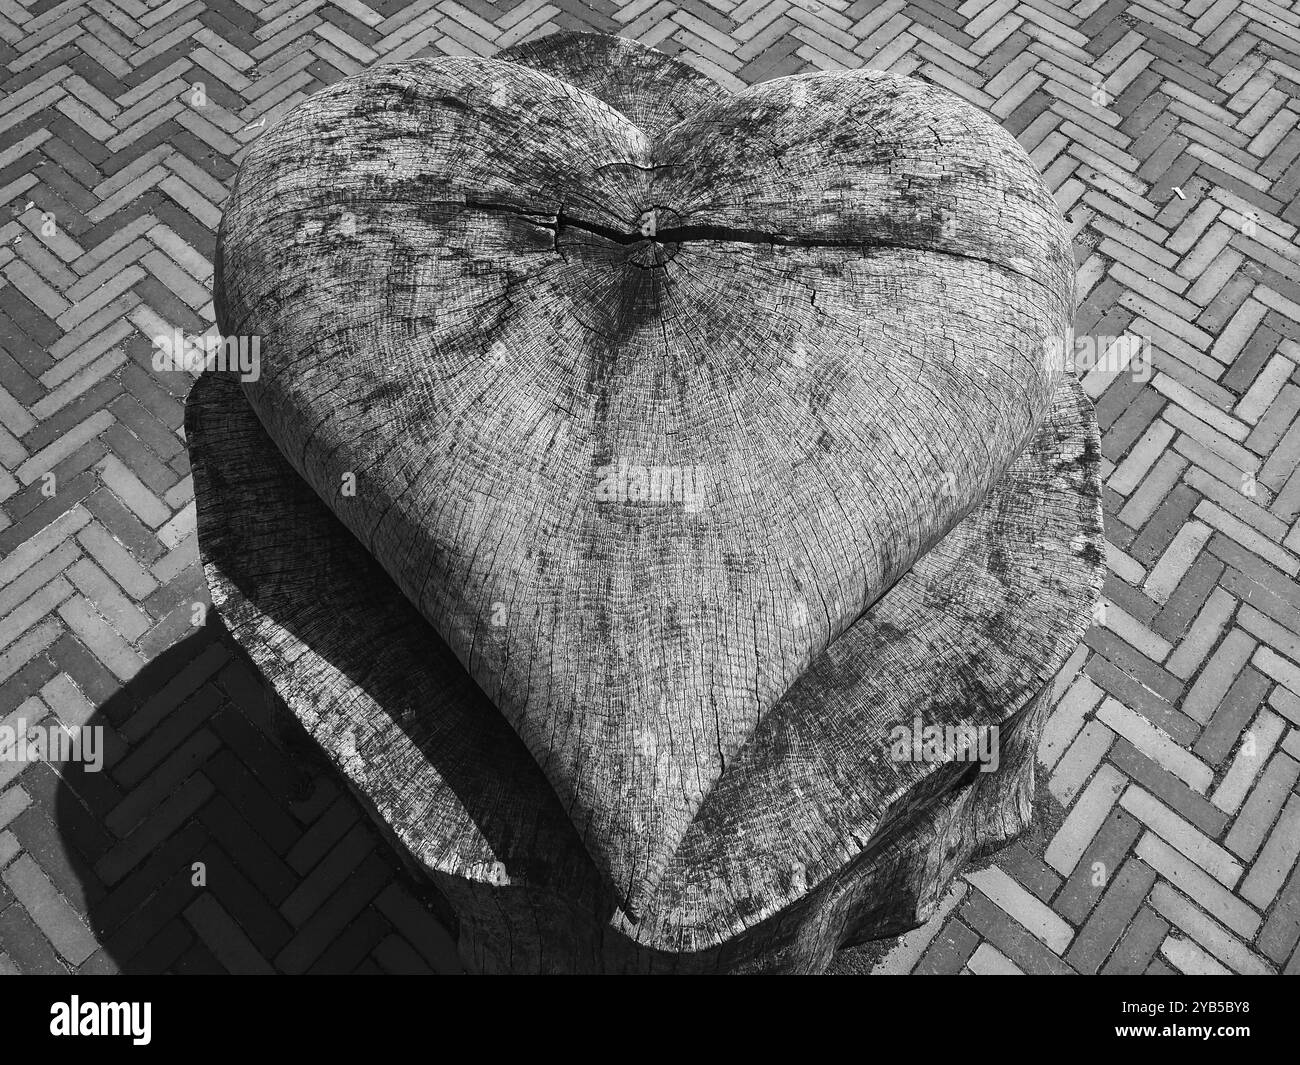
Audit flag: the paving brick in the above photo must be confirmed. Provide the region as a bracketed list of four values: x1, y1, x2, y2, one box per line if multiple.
[1100, 904, 1170, 974]
[2, 852, 97, 964]
[1046, 762, 1127, 875]
[66, 558, 150, 641]
[1086, 654, 1199, 742]
[1103, 576, 1161, 630]
[1213, 707, 1288, 813]
[1120, 785, 1244, 887]
[1160, 932, 1233, 974]
[183, 891, 275, 974]
[0, 829, 19, 868]
[913, 916, 979, 974]
[122, 917, 194, 974]
[1194, 664, 1271, 764]
[91, 819, 209, 938]
[1258, 857, 1300, 962]
[279, 820, 377, 927]
[1136, 831, 1261, 940]
[9, 798, 107, 914]
[1065, 855, 1158, 973]
[93, 771, 214, 886]
[0, 576, 74, 655]
[1181, 628, 1256, 724]
[196, 791, 297, 904]
[1256, 644, 1300, 695]
[1239, 791, 1300, 908]
[993, 842, 1062, 903]
[0, 621, 61, 688]
[113, 683, 220, 788]
[957, 889, 1075, 975]
[371, 880, 462, 973]
[107, 727, 220, 836]
[103, 862, 203, 969]
[1143, 520, 1214, 603]
[370, 932, 437, 974]
[965, 941, 1023, 974]
[273, 850, 390, 973]
[1198, 499, 1300, 574]
[202, 748, 302, 855]
[1225, 751, 1300, 859]
[0, 786, 32, 833]
[1275, 687, 1300, 727]
[0, 896, 68, 973]
[1148, 882, 1273, 974]
[1084, 625, 1182, 700]
[0, 505, 91, 589]
[13, 411, 113, 486]
[1097, 697, 1212, 790]
[1039, 674, 1105, 769]
[1054, 804, 1142, 924]
[57, 594, 145, 682]
[284, 793, 359, 875]
[965, 866, 1074, 953]
[306, 905, 392, 974]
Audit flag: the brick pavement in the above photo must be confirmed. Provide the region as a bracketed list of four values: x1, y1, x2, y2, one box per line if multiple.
[1, 0, 1299, 975]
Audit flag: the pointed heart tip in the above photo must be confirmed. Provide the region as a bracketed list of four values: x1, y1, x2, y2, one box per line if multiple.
[549, 738, 723, 917]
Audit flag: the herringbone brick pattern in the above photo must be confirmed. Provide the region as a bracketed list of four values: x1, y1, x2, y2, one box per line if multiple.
[1, 0, 1298, 975]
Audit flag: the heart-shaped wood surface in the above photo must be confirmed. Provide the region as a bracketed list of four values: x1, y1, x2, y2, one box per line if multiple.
[215, 57, 1074, 913]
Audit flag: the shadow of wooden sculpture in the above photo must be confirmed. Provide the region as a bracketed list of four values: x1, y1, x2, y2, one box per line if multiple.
[191, 31, 1104, 973]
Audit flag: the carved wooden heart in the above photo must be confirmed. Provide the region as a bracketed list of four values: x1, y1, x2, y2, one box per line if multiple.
[215, 57, 1073, 914]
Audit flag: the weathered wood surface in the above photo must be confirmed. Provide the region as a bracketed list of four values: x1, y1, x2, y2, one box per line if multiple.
[497, 32, 727, 138]
[187, 362, 1098, 971]
[214, 33, 1078, 916]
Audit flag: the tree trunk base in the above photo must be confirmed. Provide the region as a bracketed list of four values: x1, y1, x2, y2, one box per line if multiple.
[191, 32, 1103, 973]
[189, 362, 1097, 972]
[261, 672, 1047, 972]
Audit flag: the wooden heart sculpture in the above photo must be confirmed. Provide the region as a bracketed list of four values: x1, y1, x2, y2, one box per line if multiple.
[215, 58, 1074, 915]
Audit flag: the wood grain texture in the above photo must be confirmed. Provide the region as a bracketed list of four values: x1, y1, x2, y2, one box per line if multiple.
[187, 359, 1098, 970]
[497, 32, 727, 138]
[214, 36, 1076, 914]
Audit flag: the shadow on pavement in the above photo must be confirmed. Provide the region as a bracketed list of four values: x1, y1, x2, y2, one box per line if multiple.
[49, 616, 461, 974]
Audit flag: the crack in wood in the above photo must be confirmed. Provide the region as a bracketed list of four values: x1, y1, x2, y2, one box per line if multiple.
[459, 197, 1053, 284]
